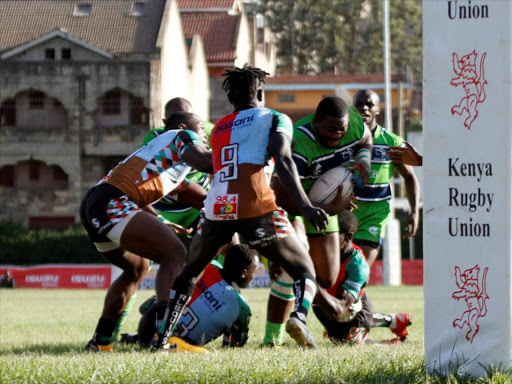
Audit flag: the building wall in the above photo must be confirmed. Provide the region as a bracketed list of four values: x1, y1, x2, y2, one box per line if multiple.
[157, 0, 193, 120]
[0, 59, 151, 226]
[10, 37, 108, 62]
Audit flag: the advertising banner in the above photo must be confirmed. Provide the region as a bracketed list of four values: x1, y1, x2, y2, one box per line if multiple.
[0, 264, 111, 289]
[423, 0, 512, 376]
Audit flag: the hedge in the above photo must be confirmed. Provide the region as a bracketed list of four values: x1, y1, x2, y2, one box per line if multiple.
[0, 222, 104, 265]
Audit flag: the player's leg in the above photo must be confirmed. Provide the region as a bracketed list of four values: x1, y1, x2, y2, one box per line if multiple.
[356, 242, 380, 267]
[302, 215, 340, 288]
[87, 248, 149, 351]
[255, 210, 318, 348]
[262, 217, 305, 346]
[372, 312, 413, 341]
[353, 201, 390, 266]
[150, 216, 233, 350]
[262, 270, 295, 347]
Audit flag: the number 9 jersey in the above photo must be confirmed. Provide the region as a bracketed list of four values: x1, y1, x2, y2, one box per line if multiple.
[204, 108, 293, 221]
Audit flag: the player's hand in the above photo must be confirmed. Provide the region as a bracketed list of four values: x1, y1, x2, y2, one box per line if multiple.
[302, 205, 328, 231]
[403, 210, 419, 238]
[323, 185, 354, 215]
[349, 163, 370, 184]
[167, 222, 193, 235]
[387, 142, 423, 166]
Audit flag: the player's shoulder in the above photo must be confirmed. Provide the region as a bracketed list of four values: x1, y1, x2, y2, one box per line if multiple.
[379, 125, 404, 146]
[347, 107, 365, 135]
[293, 114, 315, 142]
[348, 246, 370, 274]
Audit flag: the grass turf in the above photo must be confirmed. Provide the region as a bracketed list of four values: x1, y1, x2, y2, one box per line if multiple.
[0, 286, 509, 383]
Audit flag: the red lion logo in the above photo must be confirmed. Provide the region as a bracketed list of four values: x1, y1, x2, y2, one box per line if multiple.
[450, 50, 487, 130]
[452, 265, 489, 342]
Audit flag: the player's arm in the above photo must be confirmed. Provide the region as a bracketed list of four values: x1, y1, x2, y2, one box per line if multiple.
[349, 124, 373, 184]
[175, 131, 214, 174]
[222, 296, 251, 348]
[387, 142, 423, 166]
[315, 287, 356, 322]
[396, 163, 420, 238]
[142, 203, 193, 235]
[268, 132, 328, 231]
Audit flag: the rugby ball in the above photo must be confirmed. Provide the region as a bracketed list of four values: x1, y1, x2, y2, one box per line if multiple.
[308, 166, 353, 204]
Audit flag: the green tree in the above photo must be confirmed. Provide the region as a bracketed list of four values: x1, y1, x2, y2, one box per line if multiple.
[258, 0, 422, 80]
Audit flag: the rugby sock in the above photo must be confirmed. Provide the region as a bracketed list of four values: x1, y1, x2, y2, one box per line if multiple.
[156, 277, 196, 342]
[92, 317, 116, 345]
[289, 273, 316, 324]
[263, 322, 285, 346]
[111, 294, 137, 342]
[372, 313, 393, 328]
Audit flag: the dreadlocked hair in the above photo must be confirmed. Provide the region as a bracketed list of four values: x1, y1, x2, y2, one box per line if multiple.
[221, 64, 269, 103]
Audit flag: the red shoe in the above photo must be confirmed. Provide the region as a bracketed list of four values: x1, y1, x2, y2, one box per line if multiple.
[380, 337, 402, 345]
[390, 313, 412, 340]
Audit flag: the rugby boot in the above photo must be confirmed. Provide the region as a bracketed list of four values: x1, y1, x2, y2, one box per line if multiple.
[285, 317, 318, 349]
[149, 334, 209, 353]
[166, 336, 209, 353]
[390, 312, 412, 341]
[119, 332, 139, 344]
[85, 339, 114, 352]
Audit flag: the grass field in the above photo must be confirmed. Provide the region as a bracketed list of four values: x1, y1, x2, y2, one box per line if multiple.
[0, 286, 509, 383]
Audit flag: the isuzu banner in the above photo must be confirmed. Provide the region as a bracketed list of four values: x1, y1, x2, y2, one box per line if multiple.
[423, 0, 512, 376]
[0, 265, 111, 289]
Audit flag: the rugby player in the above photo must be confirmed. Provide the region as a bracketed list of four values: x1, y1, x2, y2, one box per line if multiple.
[263, 96, 372, 347]
[313, 210, 412, 345]
[150, 64, 329, 351]
[122, 244, 258, 351]
[352, 90, 420, 266]
[81, 115, 212, 352]
[110, 110, 210, 342]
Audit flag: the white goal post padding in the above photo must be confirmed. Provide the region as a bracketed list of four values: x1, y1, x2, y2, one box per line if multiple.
[423, 0, 512, 377]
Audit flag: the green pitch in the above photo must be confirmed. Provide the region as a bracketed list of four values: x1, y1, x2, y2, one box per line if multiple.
[0, 286, 507, 383]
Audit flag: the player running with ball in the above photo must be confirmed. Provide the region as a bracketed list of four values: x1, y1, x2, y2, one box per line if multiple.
[150, 65, 329, 352]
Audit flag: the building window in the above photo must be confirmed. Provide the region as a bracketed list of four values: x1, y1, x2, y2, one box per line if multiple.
[278, 94, 296, 103]
[45, 49, 55, 60]
[102, 89, 121, 115]
[0, 99, 16, 126]
[74, 3, 92, 16]
[29, 91, 45, 109]
[0, 166, 14, 187]
[52, 165, 68, 182]
[62, 48, 71, 60]
[29, 162, 40, 180]
[130, 96, 147, 124]
[131, 2, 145, 16]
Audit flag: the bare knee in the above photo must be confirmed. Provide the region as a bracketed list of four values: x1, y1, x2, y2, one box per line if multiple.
[124, 258, 149, 282]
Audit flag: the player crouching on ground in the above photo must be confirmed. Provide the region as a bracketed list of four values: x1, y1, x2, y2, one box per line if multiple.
[121, 244, 259, 352]
[313, 211, 412, 345]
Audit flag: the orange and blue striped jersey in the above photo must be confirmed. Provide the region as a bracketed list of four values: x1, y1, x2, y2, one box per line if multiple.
[203, 108, 293, 220]
[99, 129, 203, 207]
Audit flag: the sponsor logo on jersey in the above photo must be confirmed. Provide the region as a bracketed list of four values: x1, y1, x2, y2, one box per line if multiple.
[91, 218, 100, 228]
[255, 228, 266, 238]
[368, 226, 379, 236]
